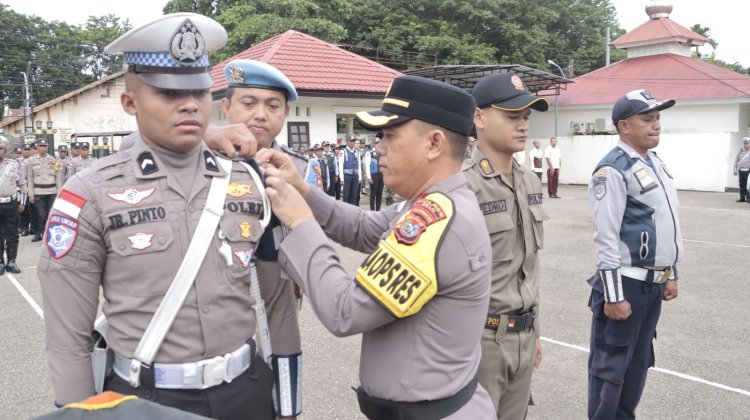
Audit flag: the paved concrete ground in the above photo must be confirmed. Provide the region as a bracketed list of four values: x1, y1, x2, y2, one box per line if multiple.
[1, 184, 749, 419]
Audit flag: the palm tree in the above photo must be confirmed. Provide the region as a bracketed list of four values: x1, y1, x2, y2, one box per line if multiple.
[690, 24, 718, 58]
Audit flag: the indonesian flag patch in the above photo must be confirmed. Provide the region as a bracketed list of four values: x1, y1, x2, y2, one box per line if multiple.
[53, 189, 87, 219]
[46, 215, 79, 259]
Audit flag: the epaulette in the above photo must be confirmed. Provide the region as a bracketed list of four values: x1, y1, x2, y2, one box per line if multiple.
[461, 158, 476, 172]
[82, 153, 128, 182]
[280, 144, 308, 162]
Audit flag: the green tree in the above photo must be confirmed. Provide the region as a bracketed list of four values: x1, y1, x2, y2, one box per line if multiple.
[689, 23, 718, 58]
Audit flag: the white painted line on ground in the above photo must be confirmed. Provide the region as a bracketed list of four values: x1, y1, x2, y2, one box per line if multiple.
[6, 274, 44, 319]
[684, 239, 750, 249]
[681, 205, 750, 214]
[540, 336, 750, 398]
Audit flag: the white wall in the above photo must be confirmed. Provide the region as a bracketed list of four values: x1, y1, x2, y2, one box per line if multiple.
[520, 133, 732, 192]
[211, 96, 382, 147]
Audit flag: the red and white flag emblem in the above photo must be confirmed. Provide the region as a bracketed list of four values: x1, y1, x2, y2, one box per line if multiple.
[52, 189, 87, 219]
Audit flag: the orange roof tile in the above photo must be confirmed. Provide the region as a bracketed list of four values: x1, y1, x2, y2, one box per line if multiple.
[612, 17, 708, 48]
[210, 30, 402, 96]
[556, 54, 750, 106]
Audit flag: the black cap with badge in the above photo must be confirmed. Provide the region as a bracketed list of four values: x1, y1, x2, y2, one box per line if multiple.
[355, 75, 476, 136]
[472, 72, 549, 112]
[612, 89, 675, 126]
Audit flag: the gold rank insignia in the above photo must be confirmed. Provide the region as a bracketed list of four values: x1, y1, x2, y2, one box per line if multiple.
[355, 192, 454, 318]
[238, 221, 252, 238]
[227, 183, 252, 198]
[480, 159, 494, 175]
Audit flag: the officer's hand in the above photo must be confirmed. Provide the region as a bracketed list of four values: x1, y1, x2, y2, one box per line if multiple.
[256, 149, 309, 195]
[604, 300, 631, 320]
[28, 196, 35, 204]
[264, 166, 314, 229]
[204, 123, 258, 158]
[368, 177, 373, 184]
[17, 204, 25, 213]
[663, 280, 679, 301]
[534, 337, 543, 369]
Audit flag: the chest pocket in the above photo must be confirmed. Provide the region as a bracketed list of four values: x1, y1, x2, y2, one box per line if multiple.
[485, 212, 515, 262]
[215, 215, 262, 286]
[528, 205, 549, 250]
[108, 222, 176, 296]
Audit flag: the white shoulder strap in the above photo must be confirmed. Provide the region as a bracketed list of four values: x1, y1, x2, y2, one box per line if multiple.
[128, 155, 233, 387]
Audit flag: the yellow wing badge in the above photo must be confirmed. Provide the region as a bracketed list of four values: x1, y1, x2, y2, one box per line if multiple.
[355, 192, 455, 318]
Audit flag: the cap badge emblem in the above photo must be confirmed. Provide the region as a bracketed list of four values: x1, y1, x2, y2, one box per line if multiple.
[170, 19, 205, 65]
[511, 74, 525, 91]
[640, 90, 656, 101]
[229, 65, 244, 83]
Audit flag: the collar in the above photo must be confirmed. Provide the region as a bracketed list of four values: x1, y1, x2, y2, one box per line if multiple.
[426, 171, 467, 196]
[126, 138, 228, 180]
[617, 140, 654, 163]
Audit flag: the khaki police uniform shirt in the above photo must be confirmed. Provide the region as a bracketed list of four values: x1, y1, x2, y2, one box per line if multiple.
[27, 153, 59, 196]
[463, 147, 548, 337]
[67, 156, 96, 178]
[0, 158, 27, 198]
[39, 140, 298, 405]
[58, 156, 72, 187]
[278, 172, 496, 417]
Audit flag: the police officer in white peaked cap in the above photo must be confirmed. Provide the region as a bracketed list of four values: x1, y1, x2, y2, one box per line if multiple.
[40, 13, 282, 420]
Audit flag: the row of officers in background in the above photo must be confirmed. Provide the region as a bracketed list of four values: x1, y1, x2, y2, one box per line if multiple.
[0, 139, 97, 254]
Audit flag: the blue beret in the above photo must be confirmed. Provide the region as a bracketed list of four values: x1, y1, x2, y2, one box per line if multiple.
[224, 59, 298, 102]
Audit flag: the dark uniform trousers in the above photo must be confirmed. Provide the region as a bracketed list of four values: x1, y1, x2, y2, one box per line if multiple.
[19, 201, 38, 234]
[0, 200, 20, 260]
[327, 171, 338, 198]
[343, 174, 359, 205]
[587, 276, 664, 420]
[369, 172, 384, 211]
[33, 194, 56, 234]
[104, 350, 274, 420]
[738, 169, 749, 202]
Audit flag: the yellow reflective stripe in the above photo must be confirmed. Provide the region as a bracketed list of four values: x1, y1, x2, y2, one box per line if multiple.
[355, 111, 398, 127]
[355, 192, 454, 318]
[64, 395, 137, 411]
[382, 97, 410, 108]
[490, 97, 549, 111]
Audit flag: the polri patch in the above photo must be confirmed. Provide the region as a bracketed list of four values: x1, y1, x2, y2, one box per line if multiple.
[479, 200, 507, 215]
[46, 215, 78, 259]
[393, 196, 447, 245]
[107, 187, 156, 206]
[527, 193, 543, 205]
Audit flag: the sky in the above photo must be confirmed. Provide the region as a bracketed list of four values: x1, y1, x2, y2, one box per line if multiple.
[2, 0, 748, 67]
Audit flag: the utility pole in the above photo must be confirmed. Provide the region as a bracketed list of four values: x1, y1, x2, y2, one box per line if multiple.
[22, 55, 35, 137]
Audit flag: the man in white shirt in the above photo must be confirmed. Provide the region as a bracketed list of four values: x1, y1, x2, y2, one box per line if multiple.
[528, 140, 544, 181]
[544, 137, 561, 198]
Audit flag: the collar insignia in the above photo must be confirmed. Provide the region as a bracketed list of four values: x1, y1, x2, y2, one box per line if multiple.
[479, 159, 494, 176]
[137, 152, 158, 175]
[204, 151, 219, 172]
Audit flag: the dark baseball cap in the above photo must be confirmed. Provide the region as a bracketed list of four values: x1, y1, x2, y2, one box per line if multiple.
[71, 142, 80, 149]
[355, 75, 476, 136]
[612, 89, 675, 126]
[472, 72, 549, 112]
[79, 142, 90, 149]
[312, 143, 323, 150]
[36, 138, 49, 146]
[14, 147, 22, 153]
[58, 144, 68, 151]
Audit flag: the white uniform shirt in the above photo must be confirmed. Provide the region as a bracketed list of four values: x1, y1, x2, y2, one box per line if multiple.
[544, 146, 561, 169]
[529, 147, 544, 173]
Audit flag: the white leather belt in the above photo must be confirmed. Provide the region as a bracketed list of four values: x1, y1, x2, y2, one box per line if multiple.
[114, 343, 252, 389]
[0, 195, 17, 203]
[620, 266, 670, 284]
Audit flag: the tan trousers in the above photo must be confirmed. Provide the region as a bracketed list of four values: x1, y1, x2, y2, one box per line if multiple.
[477, 327, 535, 420]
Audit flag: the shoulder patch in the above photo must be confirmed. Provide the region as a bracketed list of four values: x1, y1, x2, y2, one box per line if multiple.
[355, 192, 454, 318]
[46, 215, 79, 259]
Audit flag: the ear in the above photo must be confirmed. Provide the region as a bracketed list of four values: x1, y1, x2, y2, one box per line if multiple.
[121, 91, 137, 116]
[473, 107, 484, 131]
[617, 119, 628, 134]
[426, 129, 446, 161]
[221, 97, 231, 115]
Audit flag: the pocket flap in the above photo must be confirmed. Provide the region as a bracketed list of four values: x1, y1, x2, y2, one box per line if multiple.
[485, 212, 514, 234]
[529, 205, 550, 222]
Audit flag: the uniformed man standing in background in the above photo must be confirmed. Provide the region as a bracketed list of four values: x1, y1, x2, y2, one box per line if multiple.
[70, 140, 81, 159]
[587, 89, 682, 420]
[56, 144, 72, 187]
[66, 142, 96, 177]
[339, 136, 361, 206]
[732, 137, 750, 203]
[40, 13, 281, 419]
[364, 134, 384, 211]
[27, 138, 59, 242]
[466, 72, 549, 419]
[18, 143, 35, 236]
[216, 58, 306, 418]
[0, 139, 27, 274]
[257, 75, 495, 419]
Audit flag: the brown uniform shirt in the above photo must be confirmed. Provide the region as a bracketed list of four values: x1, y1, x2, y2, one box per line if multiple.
[39, 140, 297, 405]
[463, 147, 548, 337]
[67, 156, 96, 178]
[278, 172, 496, 418]
[27, 154, 59, 196]
[0, 158, 27, 198]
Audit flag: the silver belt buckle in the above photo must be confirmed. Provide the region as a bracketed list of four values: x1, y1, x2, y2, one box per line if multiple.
[655, 267, 672, 284]
[198, 353, 231, 389]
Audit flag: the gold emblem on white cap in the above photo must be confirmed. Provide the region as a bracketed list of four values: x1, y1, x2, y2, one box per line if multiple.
[170, 19, 205, 65]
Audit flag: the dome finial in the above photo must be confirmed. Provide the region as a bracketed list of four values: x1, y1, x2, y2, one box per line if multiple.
[646, 1, 673, 19]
